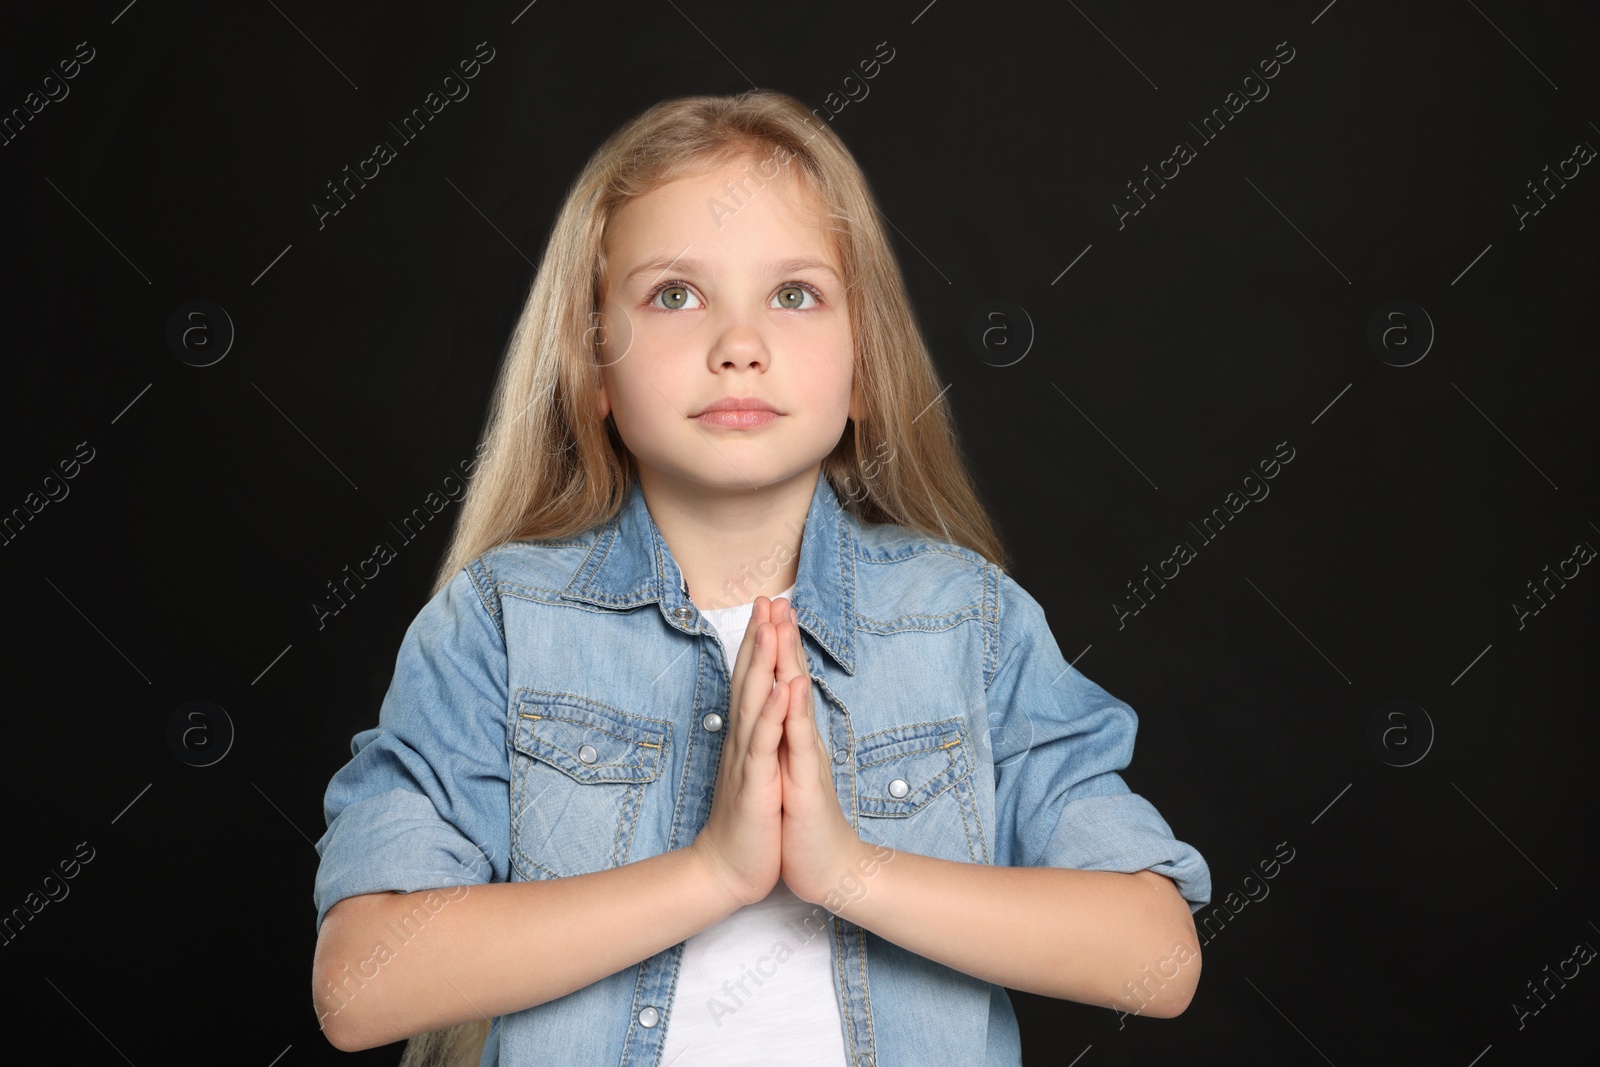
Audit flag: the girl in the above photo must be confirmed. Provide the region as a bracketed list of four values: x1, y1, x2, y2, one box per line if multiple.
[311, 89, 1211, 1066]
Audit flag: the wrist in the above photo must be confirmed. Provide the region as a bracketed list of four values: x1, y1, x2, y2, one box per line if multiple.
[683, 837, 747, 918]
[812, 835, 891, 916]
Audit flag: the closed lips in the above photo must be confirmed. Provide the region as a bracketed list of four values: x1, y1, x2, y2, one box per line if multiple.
[693, 398, 779, 416]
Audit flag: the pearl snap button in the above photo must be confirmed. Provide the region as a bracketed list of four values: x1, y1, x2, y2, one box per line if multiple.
[673, 606, 692, 619]
[832, 748, 848, 765]
[888, 778, 909, 798]
[638, 1006, 660, 1028]
[702, 712, 724, 732]
[578, 744, 598, 764]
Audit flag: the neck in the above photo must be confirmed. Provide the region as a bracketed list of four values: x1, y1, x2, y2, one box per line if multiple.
[637, 464, 818, 611]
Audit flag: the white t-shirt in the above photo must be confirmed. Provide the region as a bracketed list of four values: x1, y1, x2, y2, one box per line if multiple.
[658, 584, 851, 1066]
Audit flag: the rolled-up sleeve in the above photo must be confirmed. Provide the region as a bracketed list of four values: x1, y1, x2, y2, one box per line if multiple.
[985, 573, 1211, 913]
[312, 556, 512, 933]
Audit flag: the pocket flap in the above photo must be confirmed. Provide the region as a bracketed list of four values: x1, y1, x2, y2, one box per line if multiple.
[854, 716, 969, 817]
[511, 690, 668, 784]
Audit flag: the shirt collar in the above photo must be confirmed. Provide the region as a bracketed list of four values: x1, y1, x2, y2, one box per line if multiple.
[562, 473, 857, 674]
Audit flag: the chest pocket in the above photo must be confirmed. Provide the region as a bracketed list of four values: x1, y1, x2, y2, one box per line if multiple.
[853, 716, 989, 865]
[508, 689, 669, 880]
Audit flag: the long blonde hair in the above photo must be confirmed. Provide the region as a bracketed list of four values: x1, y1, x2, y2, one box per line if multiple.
[404, 88, 1008, 1067]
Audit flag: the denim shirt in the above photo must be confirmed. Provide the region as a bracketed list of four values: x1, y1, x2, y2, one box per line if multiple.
[313, 472, 1212, 1066]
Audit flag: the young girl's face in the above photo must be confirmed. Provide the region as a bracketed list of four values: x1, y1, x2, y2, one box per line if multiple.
[596, 155, 857, 498]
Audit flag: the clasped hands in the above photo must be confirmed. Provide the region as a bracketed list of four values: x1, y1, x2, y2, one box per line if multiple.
[690, 595, 867, 912]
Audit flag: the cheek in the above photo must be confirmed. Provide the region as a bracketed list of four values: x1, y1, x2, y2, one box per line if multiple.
[598, 352, 681, 433]
[824, 328, 856, 402]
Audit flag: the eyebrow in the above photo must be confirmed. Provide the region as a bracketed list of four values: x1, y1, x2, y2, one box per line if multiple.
[621, 255, 841, 286]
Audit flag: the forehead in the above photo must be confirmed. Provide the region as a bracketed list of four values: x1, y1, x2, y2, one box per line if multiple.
[605, 156, 836, 267]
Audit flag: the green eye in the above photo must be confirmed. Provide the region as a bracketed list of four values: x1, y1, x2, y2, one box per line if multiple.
[658, 285, 690, 310]
[773, 285, 816, 309]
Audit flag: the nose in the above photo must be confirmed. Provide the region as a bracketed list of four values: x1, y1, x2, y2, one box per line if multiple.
[708, 317, 769, 371]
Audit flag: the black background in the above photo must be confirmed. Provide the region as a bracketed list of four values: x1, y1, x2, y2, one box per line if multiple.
[2, 1, 1596, 1064]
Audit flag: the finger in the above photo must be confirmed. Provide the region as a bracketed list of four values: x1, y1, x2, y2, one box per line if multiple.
[728, 596, 769, 695]
[734, 619, 776, 753]
[782, 674, 818, 784]
[775, 711, 791, 781]
[806, 677, 834, 782]
[775, 603, 803, 686]
[749, 664, 790, 765]
[777, 605, 820, 756]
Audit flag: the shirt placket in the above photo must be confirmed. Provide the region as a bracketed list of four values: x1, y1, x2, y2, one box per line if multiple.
[619, 575, 736, 1065]
[811, 668, 878, 1067]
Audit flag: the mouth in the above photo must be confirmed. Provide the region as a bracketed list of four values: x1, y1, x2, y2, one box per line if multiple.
[690, 396, 782, 429]
[692, 407, 781, 430]
[692, 396, 780, 417]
